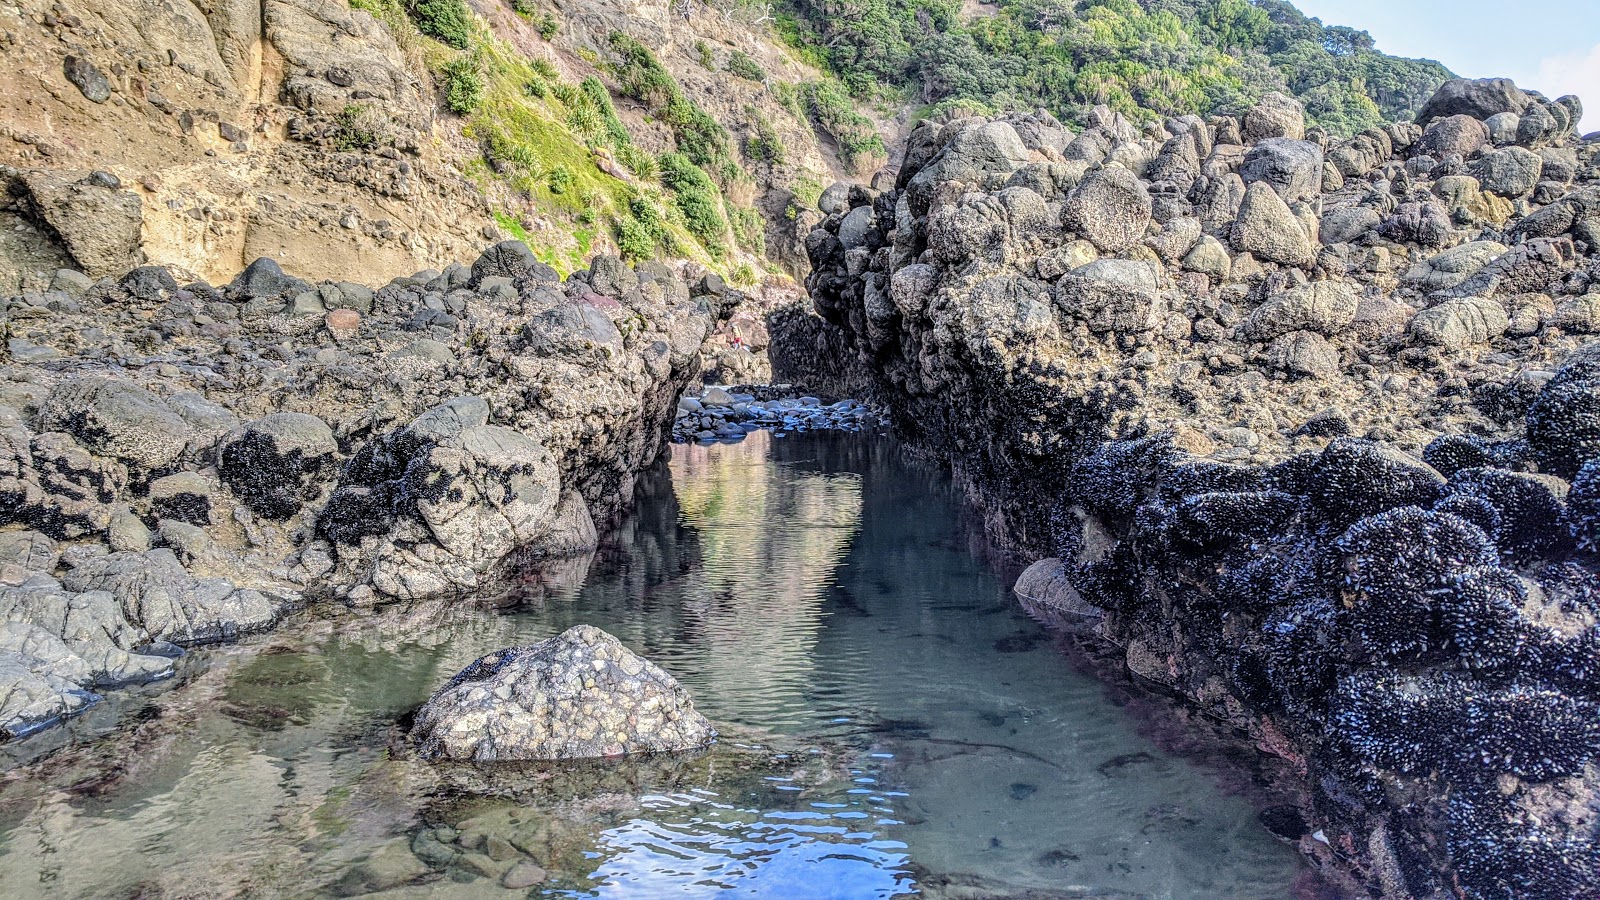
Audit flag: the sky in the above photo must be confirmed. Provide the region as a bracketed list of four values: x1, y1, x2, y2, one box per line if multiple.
[1290, 0, 1600, 132]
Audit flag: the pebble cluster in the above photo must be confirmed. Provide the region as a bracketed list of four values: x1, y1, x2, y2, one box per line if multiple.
[670, 386, 884, 443]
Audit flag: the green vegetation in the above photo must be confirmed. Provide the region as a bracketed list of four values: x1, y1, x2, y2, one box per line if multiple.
[659, 153, 728, 256]
[696, 40, 717, 70]
[791, 175, 823, 210]
[407, 0, 473, 49]
[804, 81, 885, 172]
[493, 209, 532, 243]
[332, 104, 381, 151]
[440, 54, 484, 113]
[607, 33, 738, 180]
[743, 107, 785, 164]
[777, 0, 1452, 136]
[727, 49, 765, 82]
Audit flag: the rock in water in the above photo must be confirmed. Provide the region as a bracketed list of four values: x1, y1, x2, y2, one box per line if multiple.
[413, 625, 714, 761]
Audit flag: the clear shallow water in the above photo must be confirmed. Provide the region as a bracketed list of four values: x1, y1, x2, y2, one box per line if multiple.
[0, 432, 1314, 899]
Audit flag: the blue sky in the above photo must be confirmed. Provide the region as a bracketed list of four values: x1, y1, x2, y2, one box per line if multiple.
[1290, 0, 1600, 132]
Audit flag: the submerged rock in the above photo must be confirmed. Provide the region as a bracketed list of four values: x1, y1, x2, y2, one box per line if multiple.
[413, 625, 714, 761]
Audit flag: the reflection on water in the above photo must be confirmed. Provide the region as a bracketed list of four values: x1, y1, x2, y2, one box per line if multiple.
[0, 432, 1314, 899]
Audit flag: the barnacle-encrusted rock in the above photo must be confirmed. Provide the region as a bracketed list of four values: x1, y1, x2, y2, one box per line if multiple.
[38, 377, 194, 470]
[218, 413, 338, 519]
[1446, 467, 1570, 563]
[412, 625, 714, 761]
[1334, 507, 1500, 662]
[1526, 354, 1600, 479]
[1309, 439, 1446, 527]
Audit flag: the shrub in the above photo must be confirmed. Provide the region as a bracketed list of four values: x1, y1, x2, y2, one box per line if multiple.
[578, 76, 631, 150]
[790, 175, 823, 209]
[536, 12, 558, 39]
[616, 144, 659, 181]
[805, 81, 885, 172]
[616, 193, 675, 261]
[407, 0, 472, 50]
[695, 40, 716, 71]
[332, 104, 381, 152]
[439, 55, 483, 114]
[727, 202, 765, 254]
[547, 165, 574, 194]
[658, 152, 726, 254]
[510, 0, 534, 15]
[743, 108, 784, 164]
[609, 32, 734, 174]
[727, 50, 764, 82]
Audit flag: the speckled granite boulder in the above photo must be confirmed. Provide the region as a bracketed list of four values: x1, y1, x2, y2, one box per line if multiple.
[413, 625, 714, 761]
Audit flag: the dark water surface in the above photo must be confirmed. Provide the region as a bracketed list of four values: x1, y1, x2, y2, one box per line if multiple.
[0, 433, 1313, 899]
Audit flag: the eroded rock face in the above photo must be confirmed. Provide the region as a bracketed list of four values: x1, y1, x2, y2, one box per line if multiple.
[797, 77, 1600, 899]
[412, 625, 715, 761]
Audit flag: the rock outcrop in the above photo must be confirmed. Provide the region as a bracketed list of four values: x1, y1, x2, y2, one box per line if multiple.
[799, 80, 1600, 898]
[412, 624, 714, 761]
[0, 240, 732, 739]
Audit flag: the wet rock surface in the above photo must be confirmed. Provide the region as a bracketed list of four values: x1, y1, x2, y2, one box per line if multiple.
[0, 243, 725, 740]
[799, 80, 1600, 899]
[412, 624, 714, 761]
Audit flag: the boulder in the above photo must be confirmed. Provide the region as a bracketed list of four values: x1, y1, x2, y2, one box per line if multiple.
[1231, 182, 1315, 268]
[15, 172, 143, 278]
[1239, 139, 1324, 203]
[1470, 147, 1543, 198]
[1416, 78, 1528, 123]
[38, 377, 194, 470]
[1403, 241, 1508, 292]
[61, 549, 281, 645]
[1242, 92, 1305, 142]
[1061, 166, 1152, 254]
[229, 257, 314, 300]
[1419, 115, 1490, 159]
[1410, 297, 1509, 350]
[1265, 331, 1339, 377]
[1240, 281, 1360, 342]
[218, 413, 338, 519]
[412, 624, 714, 761]
[1054, 259, 1162, 334]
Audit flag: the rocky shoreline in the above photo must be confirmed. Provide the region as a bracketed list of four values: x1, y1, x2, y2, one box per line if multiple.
[0, 242, 731, 741]
[801, 78, 1600, 897]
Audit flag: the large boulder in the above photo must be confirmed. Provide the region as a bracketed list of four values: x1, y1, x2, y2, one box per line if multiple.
[38, 377, 194, 470]
[219, 413, 338, 519]
[229, 257, 314, 300]
[1239, 139, 1324, 203]
[1061, 166, 1152, 254]
[1470, 147, 1543, 199]
[61, 549, 282, 644]
[1240, 281, 1360, 342]
[1419, 115, 1491, 159]
[1231, 181, 1315, 267]
[1416, 78, 1529, 123]
[1242, 92, 1305, 142]
[1403, 242, 1508, 292]
[1054, 259, 1162, 334]
[412, 624, 715, 761]
[14, 171, 144, 278]
[1410, 297, 1509, 350]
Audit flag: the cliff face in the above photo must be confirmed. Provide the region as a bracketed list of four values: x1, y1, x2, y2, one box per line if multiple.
[800, 80, 1600, 898]
[0, 0, 495, 288]
[0, 0, 857, 292]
